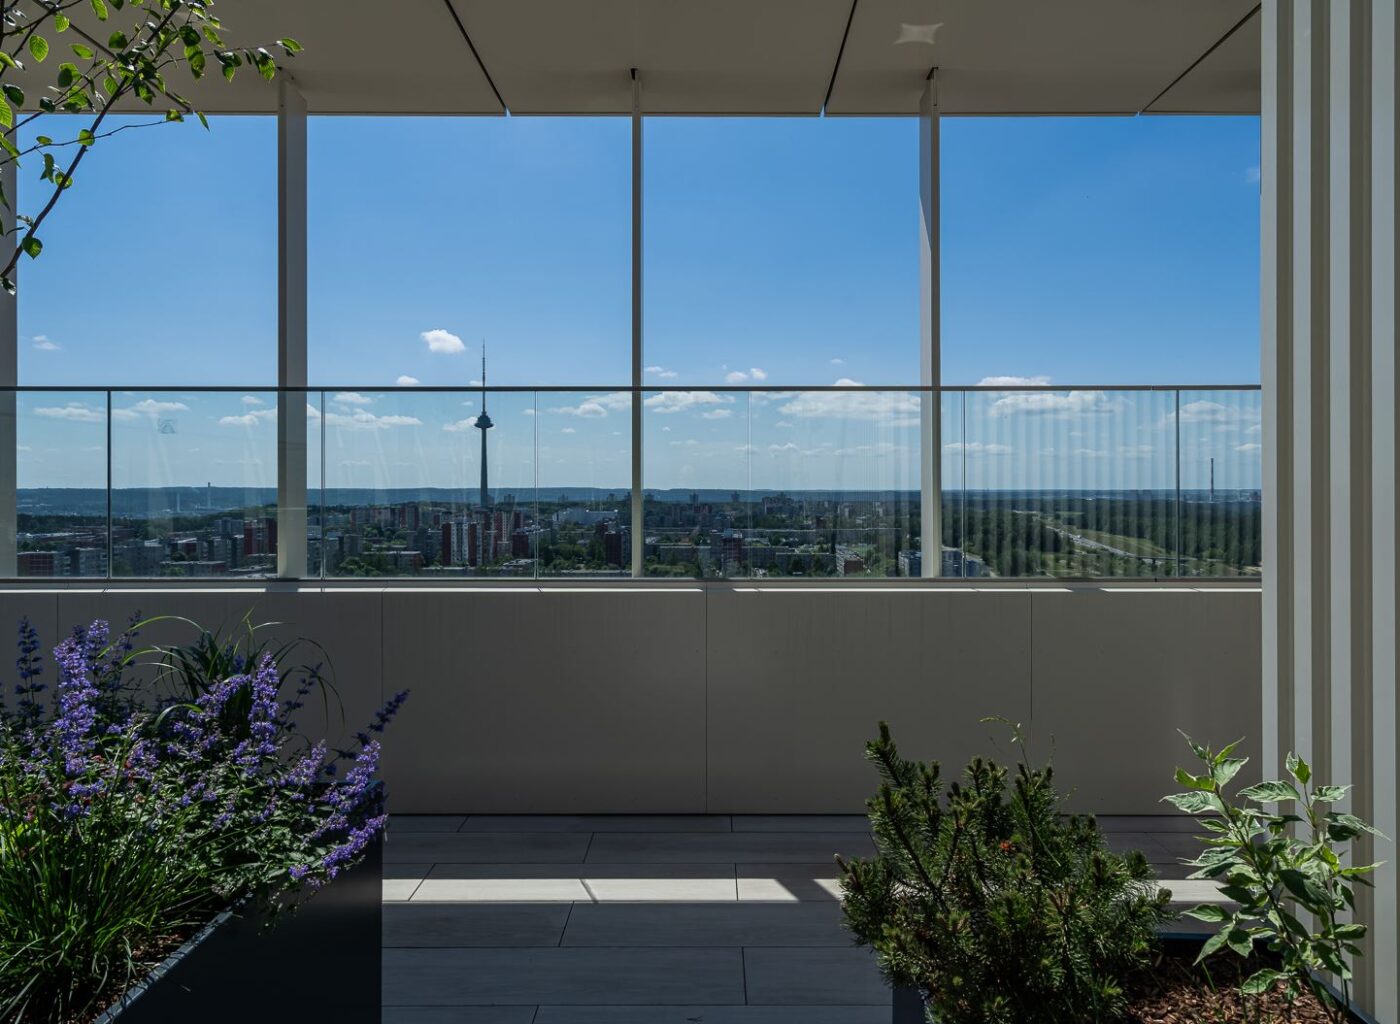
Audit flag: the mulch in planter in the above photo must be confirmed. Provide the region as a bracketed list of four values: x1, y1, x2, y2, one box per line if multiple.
[1126, 949, 1352, 1024]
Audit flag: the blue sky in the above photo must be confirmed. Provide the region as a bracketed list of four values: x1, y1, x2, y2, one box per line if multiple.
[15, 113, 1260, 490]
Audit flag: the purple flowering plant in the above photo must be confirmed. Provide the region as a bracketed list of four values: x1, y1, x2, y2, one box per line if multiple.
[0, 616, 407, 1023]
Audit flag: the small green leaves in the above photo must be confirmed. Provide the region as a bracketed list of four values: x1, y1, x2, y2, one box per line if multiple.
[1238, 780, 1300, 804]
[29, 35, 50, 63]
[55, 13, 71, 31]
[72, 43, 95, 61]
[56, 62, 79, 89]
[1286, 752, 1311, 785]
[1183, 903, 1228, 923]
[0, 96, 11, 130]
[1240, 968, 1287, 995]
[21, 237, 43, 260]
[77, 129, 96, 146]
[278, 37, 303, 55]
[91, 0, 110, 20]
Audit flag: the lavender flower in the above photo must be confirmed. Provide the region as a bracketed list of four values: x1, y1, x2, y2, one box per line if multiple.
[52, 637, 99, 777]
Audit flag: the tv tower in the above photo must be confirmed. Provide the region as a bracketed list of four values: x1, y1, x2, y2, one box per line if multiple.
[474, 345, 493, 508]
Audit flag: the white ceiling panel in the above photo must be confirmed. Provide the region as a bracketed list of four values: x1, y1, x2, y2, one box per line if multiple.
[1146, 8, 1261, 114]
[825, 0, 1261, 115]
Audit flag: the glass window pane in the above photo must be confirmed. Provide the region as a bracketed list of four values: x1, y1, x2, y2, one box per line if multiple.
[1176, 389, 1262, 577]
[943, 116, 1260, 386]
[16, 391, 108, 577]
[110, 391, 277, 578]
[308, 118, 629, 387]
[18, 116, 276, 386]
[536, 391, 631, 577]
[645, 118, 919, 387]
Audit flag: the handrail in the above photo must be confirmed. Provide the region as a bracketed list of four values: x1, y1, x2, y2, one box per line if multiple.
[0, 383, 1263, 393]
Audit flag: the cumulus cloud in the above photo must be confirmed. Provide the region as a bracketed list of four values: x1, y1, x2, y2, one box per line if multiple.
[34, 402, 102, 423]
[985, 390, 1126, 419]
[421, 329, 466, 354]
[701, 409, 732, 420]
[644, 391, 735, 415]
[396, 375, 421, 386]
[777, 387, 921, 425]
[1236, 442, 1262, 454]
[550, 392, 632, 418]
[561, 427, 577, 434]
[645, 366, 679, 379]
[944, 441, 1013, 456]
[325, 409, 422, 431]
[218, 408, 276, 427]
[111, 399, 190, 422]
[241, 395, 264, 406]
[333, 391, 374, 406]
[724, 368, 768, 384]
[830, 358, 845, 366]
[977, 375, 1052, 387]
[31, 335, 59, 351]
[442, 418, 477, 433]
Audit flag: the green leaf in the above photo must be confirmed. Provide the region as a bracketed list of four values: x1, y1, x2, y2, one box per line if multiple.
[1163, 791, 1219, 815]
[28, 35, 49, 63]
[1175, 768, 1215, 792]
[1225, 928, 1254, 957]
[1279, 867, 1328, 906]
[1314, 784, 1350, 803]
[91, 0, 110, 20]
[56, 62, 78, 89]
[77, 129, 95, 146]
[54, 13, 70, 31]
[1286, 752, 1311, 785]
[1241, 968, 1287, 995]
[0, 96, 10, 129]
[21, 236, 42, 259]
[1183, 904, 1228, 923]
[72, 43, 94, 60]
[1195, 928, 1231, 964]
[1239, 780, 1300, 804]
[1213, 757, 1248, 787]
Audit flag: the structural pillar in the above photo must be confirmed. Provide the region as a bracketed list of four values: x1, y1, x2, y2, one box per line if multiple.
[1262, 2, 1398, 1018]
[630, 69, 645, 578]
[919, 71, 940, 578]
[0, 155, 15, 578]
[277, 75, 309, 579]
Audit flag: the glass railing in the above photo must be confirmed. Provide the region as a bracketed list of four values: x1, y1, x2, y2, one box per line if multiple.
[8, 385, 1262, 581]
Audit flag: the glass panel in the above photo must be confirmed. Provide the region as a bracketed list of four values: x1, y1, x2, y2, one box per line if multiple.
[18, 116, 276, 385]
[942, 116, 1260, 386]
[305, 393, 323, 578]
[642, 391, 749, 578]
[960, 389, 1177, 578]
[748, 390, 921, 578]
[110, 392, 277, 578]
[16, 391, 108, 577]
[1176, 389, 1263, 577]
[308, 118, 629, 387]
[645, 118, 919, 387]
[536, 391, 632, 577]
[318, 390, 537, 578]
[940, 390, 968, 578]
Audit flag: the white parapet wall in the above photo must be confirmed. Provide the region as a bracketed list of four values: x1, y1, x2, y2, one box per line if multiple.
[0, 582, 1260, 816]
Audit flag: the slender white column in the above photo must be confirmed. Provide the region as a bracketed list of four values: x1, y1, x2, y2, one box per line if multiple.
[630, 69, 645, 578]
[918, 72, 940, 578]
[0, 156, 15, 578]
[277, 76, 309, 579]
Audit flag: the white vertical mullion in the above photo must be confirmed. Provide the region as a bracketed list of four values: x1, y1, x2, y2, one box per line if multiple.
[0, 155, 16, 578]
[630, 69, 645, 579]
[1371, 1, 1399, 1018]
[918, 71, 940, 578]
[277, 76, 308, 580]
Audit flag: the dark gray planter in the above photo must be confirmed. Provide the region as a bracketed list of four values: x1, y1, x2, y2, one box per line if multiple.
[95, 829, 381, 1024]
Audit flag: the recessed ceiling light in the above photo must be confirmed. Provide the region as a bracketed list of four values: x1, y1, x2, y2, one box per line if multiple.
[895, 22, 943, 45]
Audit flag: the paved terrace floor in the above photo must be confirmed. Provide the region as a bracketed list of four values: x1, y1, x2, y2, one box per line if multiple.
[381, 815, 1211, 1024]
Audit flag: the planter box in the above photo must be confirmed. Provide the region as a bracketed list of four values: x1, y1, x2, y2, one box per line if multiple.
[95, 830, 381, 1024]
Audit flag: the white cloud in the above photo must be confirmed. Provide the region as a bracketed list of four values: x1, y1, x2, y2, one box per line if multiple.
[645, 366, 679, 379]
[749, 367, 768, 381]
[333, 391, 374, 406]
[34, 402, 102, 423]
[769, 442, 800, 453]
[31, 335, 59, 351]
[325, 409, 422, 431]
[306, 403, 322, 419]
[550, 392, 632, 418]
[241, 395, 264, 406]
[644, 391, 735, 415]
[396, 375, 421, 386]
[985, 390, 1126, 419]
[442, 418, 477, 433]
[778, 388, 921, 424]
[701, 409, 732, 420]
[561, 427, 577, 434]
[1245, 166, 1261, 184]
[421, 329, 466, 355]
[1236, 442, 1262, 454]
[944, 441, 1013, 456]
[111, 398, 190, 422]
[724, 371, 749, 385]
[1245, 422, 1262, 436]
[218, 408, 276, 427]
[977, 375, 1052, 387]
[830, 358, 845, 366]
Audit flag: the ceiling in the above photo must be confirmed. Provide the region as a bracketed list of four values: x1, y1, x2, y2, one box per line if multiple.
[14, 0, 1261, 116]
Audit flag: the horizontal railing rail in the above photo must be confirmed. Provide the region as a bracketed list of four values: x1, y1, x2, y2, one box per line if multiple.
[6, 385, 1264, 584]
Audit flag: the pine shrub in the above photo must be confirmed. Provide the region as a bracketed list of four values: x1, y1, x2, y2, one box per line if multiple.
[840, 722, 1171, 1023]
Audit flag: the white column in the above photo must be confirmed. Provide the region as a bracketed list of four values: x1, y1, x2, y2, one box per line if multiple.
[631, 69, 645, 578]
[277, 75, 309, 579]
[0, 155, 15, 578]
[918, 71, 940, 578]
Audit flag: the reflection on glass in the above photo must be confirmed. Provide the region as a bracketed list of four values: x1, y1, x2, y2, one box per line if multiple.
[953, 390, 1178, 578]
[1176, 389, 1262, 577]
[317, 390, 536, 578]
[535, 391, 632, 577]
[16, 391, 108, 577]
[109, 392, 277, 578]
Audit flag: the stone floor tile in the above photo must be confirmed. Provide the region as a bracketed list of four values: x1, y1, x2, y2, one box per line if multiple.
[390, 815, 468, 833]
[383, 948, 745, 1006]
[533, 1008, 890, 1023]
[562, 902, 846, 947]
[384, 902, 570, 946]
[462, 815, 733, 833]
[385, 833, 590, 865]
[736, 864, 844, 902]
[743, 947, 889, 1006]
[381, 1009, 537, 1023]
[585, 832, 874, 864]
[732, 815, 871, 833]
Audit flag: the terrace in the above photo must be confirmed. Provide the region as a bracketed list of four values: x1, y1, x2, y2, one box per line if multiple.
[0, 0, 1394, 1022]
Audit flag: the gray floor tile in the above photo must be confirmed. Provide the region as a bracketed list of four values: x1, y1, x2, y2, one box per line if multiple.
[534, 1008, 890, 1024]
[562, 902, 847, 947]
[743, 947, 889, 1006]
[385, 833, 591, 865]
[462, 815, 733, 833]
[384, 903, 570, 947]
[737, 865, 844, 902]
[416, 863, 738, 902]
[383, 948, 746, 1005]
[382, 1009, 537, 1023]
[586, 832, 874, 864]
[732, 815, 871, 833]
[391, 815, 468, 833]
[384, 878, 426, 901]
